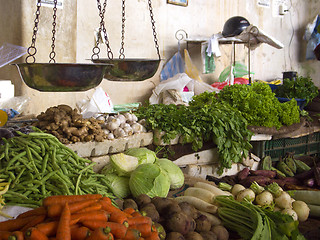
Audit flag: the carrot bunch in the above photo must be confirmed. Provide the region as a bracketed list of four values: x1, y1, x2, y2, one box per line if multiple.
[0, 194, 160, 240]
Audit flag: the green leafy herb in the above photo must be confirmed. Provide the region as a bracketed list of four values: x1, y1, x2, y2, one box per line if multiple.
[274, 76, 318, 104]
[135, 101, 253, 175]
[218, 83, 300, 129]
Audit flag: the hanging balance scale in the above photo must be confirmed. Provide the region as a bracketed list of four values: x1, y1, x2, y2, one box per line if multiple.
[91, 0, 161, 81]
[14, 0, 113, 92]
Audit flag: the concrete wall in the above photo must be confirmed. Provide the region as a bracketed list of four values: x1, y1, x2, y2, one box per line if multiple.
[0, 0, 319, 115]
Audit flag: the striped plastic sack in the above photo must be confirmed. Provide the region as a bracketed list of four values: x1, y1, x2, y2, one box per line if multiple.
[160, 51, 185, 81]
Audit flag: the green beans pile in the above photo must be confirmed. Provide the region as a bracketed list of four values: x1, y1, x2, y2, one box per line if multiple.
[0, 131, 114, 208]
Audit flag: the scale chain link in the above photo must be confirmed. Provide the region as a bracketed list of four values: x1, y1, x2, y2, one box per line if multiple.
[92, 0, 113, 60]
[49, 0, 58, 63]
[119, 0, 126, 59]
[26, 0, 42, 63]
[148, 0, 161, 60]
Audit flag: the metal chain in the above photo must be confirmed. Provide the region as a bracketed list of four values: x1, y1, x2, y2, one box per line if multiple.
[119, 0, 126, 59]
[49, 0, 58, 63]
[92, 0, 113, 60]
[26, 0, 42, 63]
[148, 0, 161, 60]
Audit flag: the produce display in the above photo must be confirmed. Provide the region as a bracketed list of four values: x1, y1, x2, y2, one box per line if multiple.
[274, 75, 319, 104]
[33, 104, 146, 144]
[100, 148, 185, 199]
[0, 130, 115, 208]
[217, 82, 301, 129]
[117, 192, 229, 240]
[135, 97, 253, 174]
[0, 194, 160, 239]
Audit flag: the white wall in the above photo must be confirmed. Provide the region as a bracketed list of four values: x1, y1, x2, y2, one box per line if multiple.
[0, 0, 319, 115]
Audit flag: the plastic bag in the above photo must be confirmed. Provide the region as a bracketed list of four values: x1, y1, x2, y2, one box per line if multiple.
[0, 96, 29, 117]
[77, 87, 113, 118]
[184, 49, 203, 82]
[201, 43, 215, 74]
[211, 77, 249, 90]
[149, 73, 194, 105]
[304, 15, 320, 60]
[160, 51, 185, 81]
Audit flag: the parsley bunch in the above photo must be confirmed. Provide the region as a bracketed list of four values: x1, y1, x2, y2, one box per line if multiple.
[274, 76, 318, 104]
[218, 83, 300, 129]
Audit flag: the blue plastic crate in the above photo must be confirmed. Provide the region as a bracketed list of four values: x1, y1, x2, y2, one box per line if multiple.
[268, 84, 307, 110]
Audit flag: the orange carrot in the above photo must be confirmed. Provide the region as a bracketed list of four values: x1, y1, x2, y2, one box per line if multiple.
[127, 216, 152, 226]
[123, 228, 141, 240]
[72, 210, 109, 223]
[81, 220, 108, 230]
[144, 231, 160, 240]
[0, 231, 12, 240]
[56, 202, 71, 240]
[103, 222, 128, 239]
[76, 202, 102, 213]
[129, 224, 152, 238]
[21, 214, 46, 233]
[17, 207, 47, 219]
[123, 208, 136, 216]
[99, 201, 121, 214]
[131, 211, 142, 218]
[24, 227, 49, 240]
[85, 227, 113, 240]
[8, 231, 24, 240]
[100, 197, 112, 205]
[35, 221, 58, 237]
[42, 194, 102, 207]
[109, 211, 128, 225]
[47, 199, 98, 218]
[70, 226, 91, 240]
[35, 218, 79, 237]
[0, 216, 35, 232]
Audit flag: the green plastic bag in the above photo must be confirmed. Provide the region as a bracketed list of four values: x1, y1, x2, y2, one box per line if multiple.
[218, 62, 254, 82]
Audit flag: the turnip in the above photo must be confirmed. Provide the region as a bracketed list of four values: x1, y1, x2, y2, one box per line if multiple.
[292, 200, 310, 222]
[236, 189, 255, 202]
[274, 191, 292, 209]
[231, 184, 245, 197]
[281, 208, 298, 221]
[255, 190, 273, 207]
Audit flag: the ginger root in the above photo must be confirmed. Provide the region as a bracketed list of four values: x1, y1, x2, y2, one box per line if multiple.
[34, 104, 106, 144]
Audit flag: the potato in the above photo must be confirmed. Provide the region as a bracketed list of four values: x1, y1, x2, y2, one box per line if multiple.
[195, 214, 211, 232]
[166, 232, 185, 240]
[140, 203, 160, 222]
[184, 231, 204, 240]
[152, 197, 175, 214]
[165, 212, 192, 235]
[211, 225, 229, 240]
[179, 201, 199, 219]
[123, 198, 138, 210]
[200, 231, 218, 240]
[135, 194, 151, 207]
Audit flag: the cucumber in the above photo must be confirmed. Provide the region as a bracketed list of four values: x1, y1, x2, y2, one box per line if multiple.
[292, 190, 320, 206]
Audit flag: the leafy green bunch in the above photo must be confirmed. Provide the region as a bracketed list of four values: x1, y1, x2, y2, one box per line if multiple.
[218, 83, 300, 129]
[274, 76, 319, 104]
[135, 100, 253, 175]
